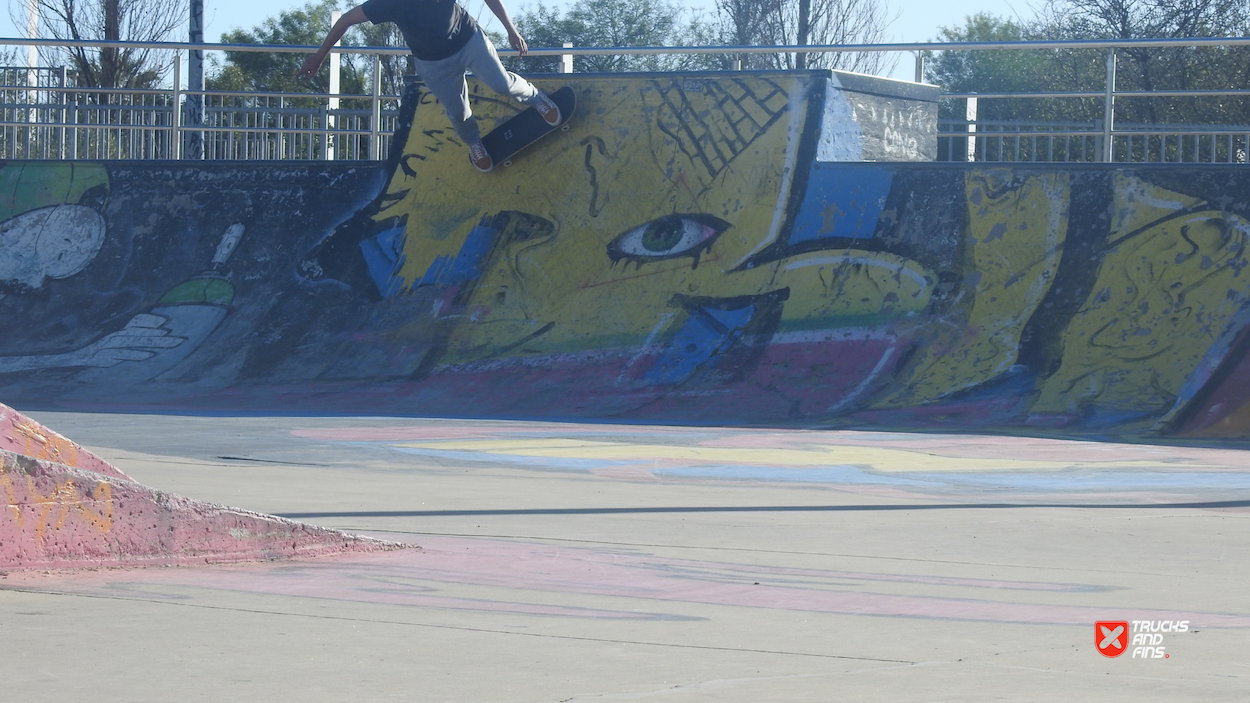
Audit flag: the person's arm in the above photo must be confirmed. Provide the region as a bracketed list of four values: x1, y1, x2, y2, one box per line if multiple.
[297, 6, 369, 79]
[483, 0, 528, 57]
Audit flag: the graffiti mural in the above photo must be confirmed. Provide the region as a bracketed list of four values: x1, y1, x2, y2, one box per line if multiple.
[2, 71, 1250, 442]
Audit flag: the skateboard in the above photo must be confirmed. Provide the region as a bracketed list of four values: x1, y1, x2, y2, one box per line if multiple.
[482, 86, 577, 168]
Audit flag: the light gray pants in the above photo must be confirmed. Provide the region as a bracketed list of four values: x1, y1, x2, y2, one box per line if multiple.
[414, 28, 541, 145]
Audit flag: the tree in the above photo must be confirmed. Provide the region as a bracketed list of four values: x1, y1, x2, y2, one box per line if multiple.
[715, 0, 897, 73]
[715, 0, 774, 69]
[24, 0, 184, 88]
[209, 0, 408, 99]
[1033, 0, 1250, 125]
[929, 4, 1250, 129]
[925, 14, 1073, 123]
[507, 0, 720, 74]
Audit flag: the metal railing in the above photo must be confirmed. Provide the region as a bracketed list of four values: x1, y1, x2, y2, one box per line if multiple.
[1, 81, 401, 160]
[2, 35, 1250, 163]
[1, 46, 402, 161]
[936, 120, 1250, 164]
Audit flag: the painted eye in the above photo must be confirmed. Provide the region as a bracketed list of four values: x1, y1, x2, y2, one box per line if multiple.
[608, 214, 730, 267]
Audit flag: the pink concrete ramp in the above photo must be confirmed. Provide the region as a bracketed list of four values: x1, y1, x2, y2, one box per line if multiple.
[1, 404, 403, 571]
[1, 403, 132, 481]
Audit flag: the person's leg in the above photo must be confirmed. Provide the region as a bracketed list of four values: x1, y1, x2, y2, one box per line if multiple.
[460, 29, 542, 106]
[412, 53, 480, 144]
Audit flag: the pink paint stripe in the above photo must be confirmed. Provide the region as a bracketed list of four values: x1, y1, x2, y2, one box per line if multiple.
[13, 535, 1246, 628]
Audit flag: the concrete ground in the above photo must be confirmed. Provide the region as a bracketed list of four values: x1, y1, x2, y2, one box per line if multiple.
[2, 411, 1248, 702]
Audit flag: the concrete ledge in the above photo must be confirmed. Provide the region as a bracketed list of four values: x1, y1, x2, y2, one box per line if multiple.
[0, 448, 404, 571]
[1, 402, 132, 481]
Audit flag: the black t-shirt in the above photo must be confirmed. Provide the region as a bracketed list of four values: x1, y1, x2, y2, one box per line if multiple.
[361, 0, 479, 61]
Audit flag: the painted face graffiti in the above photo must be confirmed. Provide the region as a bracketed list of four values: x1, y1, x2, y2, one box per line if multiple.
[326, 75, 937, 417]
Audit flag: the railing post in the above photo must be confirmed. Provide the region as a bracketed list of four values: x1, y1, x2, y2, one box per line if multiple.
[914, 52, 925, 83]
[1102, 48, 1116, 163]
[370, 53, 382, 160]
[58, 66, 68, 159]
[562, 42, 573, 73]
[68, 98, 78, 159]
[186, 0, 204, 159]
[278, 96, 285, 159]
[26, 0, 38, 124]
[326, 10, 341, 160]
[966, 95, 977, 162]
[172, 51, 182, 159]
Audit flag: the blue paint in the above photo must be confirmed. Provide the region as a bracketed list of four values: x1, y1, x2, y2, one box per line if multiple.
[392, 446, 643, 472]
[385, 444, 1250, 496]
[360, 224, 408, 298]
[642, 303, 756, 385]
[789, 164, 892, 244]
[655, 465, 932, 486]
[412, 215, 499, 289]
[913, 470, 1250, 493]
[363, 215, 502, 299]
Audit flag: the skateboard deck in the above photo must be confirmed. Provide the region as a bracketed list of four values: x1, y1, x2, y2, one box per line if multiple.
[481, 86, 576, 167]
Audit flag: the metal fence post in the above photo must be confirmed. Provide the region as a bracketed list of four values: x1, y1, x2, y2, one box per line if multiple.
[326, 10, 341, 160]
[172, 51, 182, 159]
[278, 95, 285, 159]
[966, 95, 978, 161]
[186, 0, 204, 159]
[914, 52, 925, 83]
[1102, 48, 1116, 163]
[370, 53, 382, 160]
[562, 42, 573, 73]
[58, 66, 67, 159]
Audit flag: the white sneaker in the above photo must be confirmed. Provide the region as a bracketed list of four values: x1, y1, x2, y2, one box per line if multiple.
[468, 141, 493, 172]
[534, 93, 561, 127]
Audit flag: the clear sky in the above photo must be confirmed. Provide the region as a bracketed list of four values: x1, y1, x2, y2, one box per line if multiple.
[3, 0, 1029, 81]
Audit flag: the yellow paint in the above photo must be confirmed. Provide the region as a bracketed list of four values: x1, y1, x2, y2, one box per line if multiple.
[12, 418, 80, 468]
[23, 475, 67, 543]
[378, 76, 936, 366]
[772, 251, 935, 326]
[873, 171, 1069, 407]
[395, 438, 1191, 473]
[1, 454, 113, 538]
[74, 482, 113, 533]
[1033, 174, 1250, 416]
[1, 456, 23, 528]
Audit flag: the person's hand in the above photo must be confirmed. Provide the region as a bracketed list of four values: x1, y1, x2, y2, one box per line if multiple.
[296, 54, 322, 79]
[508, 29, 528, 57]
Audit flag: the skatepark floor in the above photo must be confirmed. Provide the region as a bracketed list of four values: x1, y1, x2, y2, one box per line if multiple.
[3, 411, 1248, 702]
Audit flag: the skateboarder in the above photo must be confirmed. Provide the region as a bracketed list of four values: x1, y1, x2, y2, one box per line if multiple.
[298, 0, 560, 172]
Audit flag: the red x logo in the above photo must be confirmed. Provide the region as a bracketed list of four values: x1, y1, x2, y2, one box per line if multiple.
[1096, 621, 1130, 657]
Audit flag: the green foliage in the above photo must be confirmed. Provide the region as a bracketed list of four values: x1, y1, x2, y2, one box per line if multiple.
[928, 4, 1250, 129]
[507, 0, 721, 73]
[208, 0, 409, 103]
[926, 14, 1094, 124]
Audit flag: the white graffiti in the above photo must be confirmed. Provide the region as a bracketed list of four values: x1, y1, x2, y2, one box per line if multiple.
[0, 313, 185, 374]
[0, 204, 105, 290]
